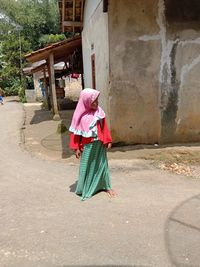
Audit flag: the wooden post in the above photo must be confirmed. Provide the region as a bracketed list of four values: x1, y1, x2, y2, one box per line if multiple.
[47, 59, 53, 111]
[62, 0, 65, 32]
[81, 73, 84, 89]
[43, 67, 51, 110]
[81, 0, 84, 22]
[73, 0, 75, 33]
[49, 52, 60, 120]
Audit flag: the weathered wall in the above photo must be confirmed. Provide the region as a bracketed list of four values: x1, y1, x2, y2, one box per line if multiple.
[159, 0, 200, 143]
[108, 0, 200, 144]
[108, 0, 161, 144]
[33, 72, 43, 99]
[82, 0, 110, 114]
[83, 0, 200, 144]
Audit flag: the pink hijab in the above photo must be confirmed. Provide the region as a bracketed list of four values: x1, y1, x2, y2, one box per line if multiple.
[69, 88, 105, 137]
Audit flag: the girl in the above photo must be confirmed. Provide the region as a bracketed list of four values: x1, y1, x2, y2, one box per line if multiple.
[69, 88, 116, 201]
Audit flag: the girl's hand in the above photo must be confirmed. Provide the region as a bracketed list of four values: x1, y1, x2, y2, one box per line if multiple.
[107, 143, 112, 149]
[75, 149, 81, 159]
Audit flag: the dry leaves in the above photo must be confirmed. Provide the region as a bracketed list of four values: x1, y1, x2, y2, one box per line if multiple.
[159, 162, 192, 176]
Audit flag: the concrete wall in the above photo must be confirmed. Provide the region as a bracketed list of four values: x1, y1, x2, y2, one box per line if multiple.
[25, 72, 43, 103]
[82, 0, 110, 115]
[108, 0, 161, 144]
[25, 90, 36, 103]
[83, 0, 102, 25]
[33, 72, 43, 100]
[108, 0, 200, 144]
[159, 0, 200, 143]
[83, 0, 200, 144]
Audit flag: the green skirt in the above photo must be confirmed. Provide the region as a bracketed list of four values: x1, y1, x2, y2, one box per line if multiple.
[76, 140, 111, 200]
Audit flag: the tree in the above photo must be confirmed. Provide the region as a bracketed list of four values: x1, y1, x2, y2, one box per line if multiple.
[38, 33, 66, 48]
[0, 0, 61, 97]
[0, 0, 60, 49]
[0, 31, 31, 95]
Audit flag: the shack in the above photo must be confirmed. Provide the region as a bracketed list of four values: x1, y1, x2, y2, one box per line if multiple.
[25, 36, 82, 120]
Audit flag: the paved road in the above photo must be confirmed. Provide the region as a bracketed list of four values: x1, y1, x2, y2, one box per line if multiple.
[1, 100, 200, 267]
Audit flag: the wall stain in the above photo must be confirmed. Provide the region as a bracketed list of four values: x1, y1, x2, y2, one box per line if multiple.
[161, 40, 180, 143]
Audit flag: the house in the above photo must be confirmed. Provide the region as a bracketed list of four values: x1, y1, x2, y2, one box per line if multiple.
[23, 1, 84, 118]
[25, 36, 82, 119]
[80, 0, 200, 145]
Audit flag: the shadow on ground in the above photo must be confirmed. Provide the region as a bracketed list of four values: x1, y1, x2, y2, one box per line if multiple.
[69, 181, 77, 192]
[24, 99, 200, 161]
[40, 115, 74, 159]
[111, 142, 200, 152]
[6, 99, 20, 103]
[57, 265, 150, 267]
[29, 98, 77, 124]
[165, 194, 200, 267]
[30, 109, 53, 124]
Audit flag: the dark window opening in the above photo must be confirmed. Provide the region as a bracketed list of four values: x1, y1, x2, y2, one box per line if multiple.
[165, 0, 200, 23]
[91, 54, 96, 89]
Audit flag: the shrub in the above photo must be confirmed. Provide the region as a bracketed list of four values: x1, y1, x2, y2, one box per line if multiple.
[4, 86, 19, 96]
[0, 88, 5, 96]
[18, 86, 27, 103]
[3, 78, 21, 96]
[39, 34, 66, 48]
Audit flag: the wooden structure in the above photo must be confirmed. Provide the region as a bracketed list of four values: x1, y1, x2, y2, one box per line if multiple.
[24, 36, 82, 120]
[58, 0, 85, 33]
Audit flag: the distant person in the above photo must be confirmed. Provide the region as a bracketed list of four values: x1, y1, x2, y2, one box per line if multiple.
[69, 88, 117, 201]
[0, 89, 4, 105]
[39, 80, 45, 97]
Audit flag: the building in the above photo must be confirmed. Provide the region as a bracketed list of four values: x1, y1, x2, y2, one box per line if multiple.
[25, 36, 82, 119]
[81, 0, 200, 144]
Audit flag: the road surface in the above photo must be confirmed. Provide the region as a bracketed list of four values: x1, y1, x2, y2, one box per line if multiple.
[1, 99, 200, 267]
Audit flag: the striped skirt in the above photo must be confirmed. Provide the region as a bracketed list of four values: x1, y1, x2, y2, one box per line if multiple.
[75, 140, 111, 201]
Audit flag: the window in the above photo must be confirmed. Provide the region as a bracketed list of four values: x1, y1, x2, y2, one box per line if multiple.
[91, 54, 96, 89]
[165, 0, 200, 23]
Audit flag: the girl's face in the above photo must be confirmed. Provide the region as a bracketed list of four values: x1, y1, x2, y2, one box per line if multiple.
[91, 97, 99, 110]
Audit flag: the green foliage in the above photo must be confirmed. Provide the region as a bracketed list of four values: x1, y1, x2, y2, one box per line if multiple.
[4, 80, 20, 96]
[0, 88, 5, 96]
[26, 76, 34, 89]
[4, 86, 19, 96]
[41, 98, 49, 110]
[64, 32, 75, 39]
[0, 32, 31, 93]
[0, 0, 61, 101]
[0, 0, 60, 49]
[18, 86, 26, 103]
[3, 78, 20, 96]
[39, 33, 66, 48]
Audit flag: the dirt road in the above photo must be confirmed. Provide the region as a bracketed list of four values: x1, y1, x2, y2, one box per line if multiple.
[1, 99, 200, 267]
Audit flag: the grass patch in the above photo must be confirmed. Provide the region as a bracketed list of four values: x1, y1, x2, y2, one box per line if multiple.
[139, 150, 200, 165]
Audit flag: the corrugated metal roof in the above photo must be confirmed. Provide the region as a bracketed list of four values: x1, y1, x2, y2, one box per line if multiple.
[23, 61, 66, 75]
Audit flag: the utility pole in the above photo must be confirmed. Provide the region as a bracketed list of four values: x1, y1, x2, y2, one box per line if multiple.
[18, 29, 23, 82]
[16, 25, 23, 83]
